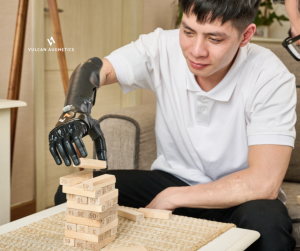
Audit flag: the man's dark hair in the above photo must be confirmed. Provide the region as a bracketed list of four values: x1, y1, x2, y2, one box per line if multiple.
[179, 0, 261, 34]
[273, 0, 300, 14]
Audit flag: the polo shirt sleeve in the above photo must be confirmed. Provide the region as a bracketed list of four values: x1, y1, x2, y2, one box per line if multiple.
[105, 28, 163, 94]
[246, 69, 297, 147]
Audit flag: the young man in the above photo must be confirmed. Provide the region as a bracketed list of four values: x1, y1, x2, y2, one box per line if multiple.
[52, 0, 297, 250]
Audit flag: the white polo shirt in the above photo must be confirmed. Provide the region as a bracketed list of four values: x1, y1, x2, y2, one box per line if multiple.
[106, 28, 297, 204]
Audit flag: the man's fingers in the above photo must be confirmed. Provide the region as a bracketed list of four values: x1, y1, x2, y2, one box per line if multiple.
[49, 140, 62, 165]
[56, 138, 71, 166]
[64, 134, 80, 166]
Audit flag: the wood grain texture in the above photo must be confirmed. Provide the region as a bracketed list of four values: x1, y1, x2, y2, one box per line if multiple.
[10, 200, 36, 221]
[83, 175, 115, 191]
[86, 234, 116, 250]
[63, 237, 75, 247]
[137, 208, 172, 220]
[118, 207, 144, 222]
[60, 170, 93, 186]
[75, 239, 87, 249]
[67, 200, 107, 213]
[75, 158, 107, 170]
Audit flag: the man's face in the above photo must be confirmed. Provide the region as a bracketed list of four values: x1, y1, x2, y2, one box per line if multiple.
[179, 13, 242, 81]
[285, 0, 300, 44]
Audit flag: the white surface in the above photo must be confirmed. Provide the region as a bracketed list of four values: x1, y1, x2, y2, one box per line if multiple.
[0, 100, 27, 226]
[0, 203, 259, 250]
[0, 99, 26, 109]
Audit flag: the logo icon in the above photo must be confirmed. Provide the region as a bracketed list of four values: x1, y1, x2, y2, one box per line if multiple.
[47, 36, 55, 46]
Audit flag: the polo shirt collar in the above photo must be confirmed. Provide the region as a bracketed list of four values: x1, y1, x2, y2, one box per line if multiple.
[186, 45, 247, 102]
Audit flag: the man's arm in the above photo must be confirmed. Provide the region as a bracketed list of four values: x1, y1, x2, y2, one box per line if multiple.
[147, 144, 292, 210]
[100, 58, 117, 87]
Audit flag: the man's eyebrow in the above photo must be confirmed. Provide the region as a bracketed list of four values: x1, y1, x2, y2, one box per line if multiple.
[181, 21, 196, 32]
[203, 32, 228, 37]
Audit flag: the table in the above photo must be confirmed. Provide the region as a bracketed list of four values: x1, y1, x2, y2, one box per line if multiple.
[0, 99, 27, 226]
[0, 203, 260, 251]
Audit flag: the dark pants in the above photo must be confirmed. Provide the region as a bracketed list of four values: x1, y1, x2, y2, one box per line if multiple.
[55, 170, 296, 251]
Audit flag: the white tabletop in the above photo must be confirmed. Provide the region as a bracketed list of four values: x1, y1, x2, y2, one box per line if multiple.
[0, 203, 260, 251]
[0, 99, 27, 109]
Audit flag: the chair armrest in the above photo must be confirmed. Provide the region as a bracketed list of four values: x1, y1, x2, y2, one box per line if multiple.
[94, 104, 157, 170]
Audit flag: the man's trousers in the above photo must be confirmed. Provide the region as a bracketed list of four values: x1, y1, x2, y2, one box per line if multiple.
[55, 169, 296, 251]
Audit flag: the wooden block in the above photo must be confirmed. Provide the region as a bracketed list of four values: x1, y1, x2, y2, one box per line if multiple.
[67, 200, 108, 213]
[60, 170, 93, 186]
[75, 239, 87, 249]
[77, 224, 89, 233]
[83, 175, 115, 191]
[65, 220, 118, 242]
[118, 207, 144, 222]
[66, 215, 106, 228]
[76, 209, 89, 218]
[137, 208, 172, 220]
[86, 219, 118, 237]
[65, 222, 77, 231]
[88, 226, 103, 236]
[75, 158, 107, 170]
[63, 180, 116, 198]
[66, 208, 78, 217]
[104, 229, 111, 239]
[63, 237, 75, 247]
[111, 226, 118, 235]
[76, 195, 88, 204]
[107, 245, 148, 251]
[86, 234, 116, 250]
[66, 194, 76, 201]
[297, 195, 300, 205]
[88, 193, 118, 206]
[107, 184, 115, 193]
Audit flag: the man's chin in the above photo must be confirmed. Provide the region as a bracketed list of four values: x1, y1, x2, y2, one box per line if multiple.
[187, 65, 213, 78]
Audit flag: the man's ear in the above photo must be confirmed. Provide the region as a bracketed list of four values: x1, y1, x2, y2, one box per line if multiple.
[239, 24, 256, 47]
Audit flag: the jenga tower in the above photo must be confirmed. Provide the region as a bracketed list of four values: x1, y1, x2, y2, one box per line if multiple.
[60, 165, 118, 250]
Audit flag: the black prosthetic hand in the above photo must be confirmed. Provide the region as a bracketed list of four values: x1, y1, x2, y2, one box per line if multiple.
[49, 57, 107, 169]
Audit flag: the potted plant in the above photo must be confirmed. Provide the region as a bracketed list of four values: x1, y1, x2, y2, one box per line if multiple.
[254, 0, 289, 38]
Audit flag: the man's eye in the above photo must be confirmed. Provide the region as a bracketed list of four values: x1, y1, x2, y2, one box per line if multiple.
[210, 38, 222, 43]
[184, 30, 193, 36]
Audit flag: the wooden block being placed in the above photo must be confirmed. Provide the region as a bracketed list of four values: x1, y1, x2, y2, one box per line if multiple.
[118, 207, 144, 222]
[107, 245, 148, 251]
[297, 195, 300, 205]
[74, 158, 107, 170]
[60, 170, 93, 186]
[86, 234, 116, 250]
[65, 220, 118, 242]
[67, 200, 108, 213]
[83, 175, 115, 191]
[65, 222, 76, 231]
[137, 208, 172, 220]
[63, 237, 75, 247]
[75, 239, 87, 249]
[76, 195, 88, 204]
[77, 224, 89, 233]
[66, 194, 76, 201]
[63, 179, 115, 198]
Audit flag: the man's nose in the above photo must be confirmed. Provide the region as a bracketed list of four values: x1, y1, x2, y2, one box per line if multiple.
[190, 39, 208, 58]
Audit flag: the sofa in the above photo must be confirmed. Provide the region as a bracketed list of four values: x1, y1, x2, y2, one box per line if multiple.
[95, 44, 300, 250]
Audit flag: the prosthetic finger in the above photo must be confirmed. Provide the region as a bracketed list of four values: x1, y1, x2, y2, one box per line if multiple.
[56, 138, 71, 166]
[64, 133, 80, 166]
[49, 137, 62, 165]
[94, 136, 108, 171]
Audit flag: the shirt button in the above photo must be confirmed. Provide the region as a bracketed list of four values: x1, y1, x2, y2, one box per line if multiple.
[198, 96, 206, 102]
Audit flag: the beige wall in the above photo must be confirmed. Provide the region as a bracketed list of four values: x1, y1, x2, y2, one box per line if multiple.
[269, 3, 290, 39]
[0, 0, 34, 207]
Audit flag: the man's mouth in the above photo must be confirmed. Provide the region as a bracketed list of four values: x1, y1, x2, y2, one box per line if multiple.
[189, 60, 209, 70]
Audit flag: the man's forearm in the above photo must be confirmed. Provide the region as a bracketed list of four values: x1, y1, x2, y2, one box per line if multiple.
[175, 168, 278, 209]
[100, 58, 117, 87]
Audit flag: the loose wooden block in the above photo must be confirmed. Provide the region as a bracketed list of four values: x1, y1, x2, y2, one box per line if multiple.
[86, 234, 116, 250]
[66, 208, 78, 217]
[118, 207, 144, 222]
[297, 195, 300, 205]
[63, 179, 116, 198]
[107, 245, 148, 251]
[83, 174, 115, 191]
[75, 158, 107, 170]
[63, 237, 75, 247]
[75, 239, 87, 249]
[66, 194, 76, 201]
[67, 200, 108, 213]
[76, 195, 88, 204]
[65, 220, 118, 242]
[77, 224, 89, 233]
[137, 208, 172, 220]
[65, 222, 77, 231]
[60, 170, 93, 186]
[66, 215, 106, 228]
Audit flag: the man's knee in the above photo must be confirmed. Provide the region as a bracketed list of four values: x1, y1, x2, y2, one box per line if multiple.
[231, 199, 295, 251]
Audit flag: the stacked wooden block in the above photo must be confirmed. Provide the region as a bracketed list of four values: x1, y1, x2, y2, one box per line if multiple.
[60, 170, 118, 250]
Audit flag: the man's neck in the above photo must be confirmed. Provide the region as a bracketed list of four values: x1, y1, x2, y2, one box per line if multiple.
[195, 50, 238, 92]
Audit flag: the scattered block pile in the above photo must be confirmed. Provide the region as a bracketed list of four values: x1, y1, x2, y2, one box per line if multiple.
[61, 170, 118, 250]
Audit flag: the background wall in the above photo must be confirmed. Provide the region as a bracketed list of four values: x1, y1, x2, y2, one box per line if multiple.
[269, 3, 290, 38]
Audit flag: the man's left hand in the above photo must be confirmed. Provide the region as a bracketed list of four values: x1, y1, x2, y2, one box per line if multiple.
[146, 187, 185, 212]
